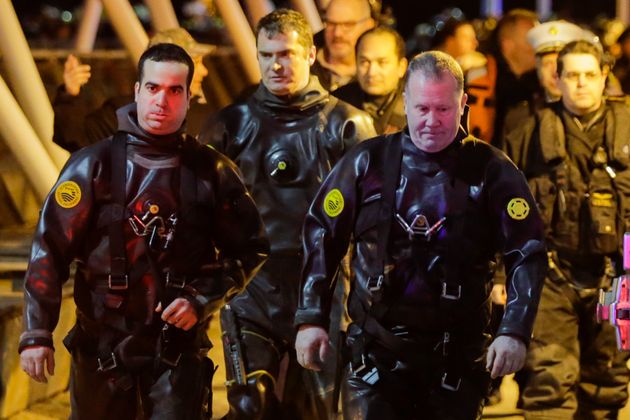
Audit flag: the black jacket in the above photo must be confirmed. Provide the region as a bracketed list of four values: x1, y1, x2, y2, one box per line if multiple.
[20, 103, 269, 352]
[296, 130, 547, 344]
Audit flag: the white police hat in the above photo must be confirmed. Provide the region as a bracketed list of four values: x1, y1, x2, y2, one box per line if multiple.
[527, 21, 588, 55]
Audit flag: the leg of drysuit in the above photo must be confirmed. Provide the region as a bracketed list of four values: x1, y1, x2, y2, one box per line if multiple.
[69, 348, 137, 420]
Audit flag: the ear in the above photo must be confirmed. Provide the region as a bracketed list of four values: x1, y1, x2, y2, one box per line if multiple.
[460, 92, 468, 113]
[308, 45, 316, 66]
[134, 81, 140, 101]
[397, 57, 408, 78]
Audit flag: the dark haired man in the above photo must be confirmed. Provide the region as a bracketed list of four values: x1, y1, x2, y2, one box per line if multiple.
[333, 26, 407, 134]
[296, 50, 546, 418]
[200, 8, 375, 419]
[505, 40, 630, 419]
[19, 43, 268, 419]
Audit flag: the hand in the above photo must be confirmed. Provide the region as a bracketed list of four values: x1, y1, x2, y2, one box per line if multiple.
[486, 335, 526, 379]
[156, 298, 199, 331]
[20, 346, 55, 383]
[295, 324, 330, 371]
[490, 284, 507, 305]
[63, 54, 91, 96]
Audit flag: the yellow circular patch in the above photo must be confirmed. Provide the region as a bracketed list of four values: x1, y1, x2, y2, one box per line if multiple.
[323, 189, 344, 217]
[507, 198, 530, 220]
[55, 181, 82, 209]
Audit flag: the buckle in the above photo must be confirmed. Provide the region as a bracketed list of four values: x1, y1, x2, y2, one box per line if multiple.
[367, 275, 384, 293]
[97, 352, 118, 372]
[108, 274, 128, 290]
[161, 352, 182, 368]
[441, 371, 461, 391]
[441, 282, 461, 300]
[352, 354, 380, 385]
[165, 272, 186, 289]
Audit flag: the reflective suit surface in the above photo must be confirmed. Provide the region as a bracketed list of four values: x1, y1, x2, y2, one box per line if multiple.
[296, 130, 547, 419]
[20, 104, 269, 419]
[200, 76, 376, 419]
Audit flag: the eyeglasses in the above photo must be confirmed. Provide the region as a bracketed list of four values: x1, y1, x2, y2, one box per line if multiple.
[324, 17, 370, 31]
[561, 71, 602, 82]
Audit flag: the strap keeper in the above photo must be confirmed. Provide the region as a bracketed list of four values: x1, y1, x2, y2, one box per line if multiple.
[165, 272, 186, 289]
[108, 274, 128, 290]
[441, 371, 461, 391]
[441, 282, 461, 300]
[367, 275, 384, 293]
[97, 352, 118, 372]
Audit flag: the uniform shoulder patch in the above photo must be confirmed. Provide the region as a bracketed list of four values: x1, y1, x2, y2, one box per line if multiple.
[323, 189, 344, 217]
[507, 197, 529, 220]
[55, 181, 82, 209]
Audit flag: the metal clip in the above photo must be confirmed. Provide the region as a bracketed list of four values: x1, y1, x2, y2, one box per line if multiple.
[165, 272, 186, 289]
[441, 282, 461, 300]
[97, 352, 118, 371]
[441, 371, 461, 391]
[108, 274, 128, 290]
[367, 275, 384, 293]
[353, 354, 380, 385]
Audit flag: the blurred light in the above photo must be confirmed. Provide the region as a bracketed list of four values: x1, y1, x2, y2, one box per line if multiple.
[61, 11, 73, 23]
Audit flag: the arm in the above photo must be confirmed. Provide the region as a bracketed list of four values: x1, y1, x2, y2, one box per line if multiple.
[20, 149, 98, 380]
[485, 152, 547, 377]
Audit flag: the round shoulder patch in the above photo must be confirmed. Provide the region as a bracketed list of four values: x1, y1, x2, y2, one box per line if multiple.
[507, 197, 530, 220]
[55, 181, 82, 209]
[323, 189, 344, 217]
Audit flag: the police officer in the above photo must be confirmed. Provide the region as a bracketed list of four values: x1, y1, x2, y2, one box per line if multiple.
[296, 51, 546, 418]
[505, 40, 630, 419]
[333, 26, 407, 134]
[199, 8, 375, 419]
[19, 43, 269, 419]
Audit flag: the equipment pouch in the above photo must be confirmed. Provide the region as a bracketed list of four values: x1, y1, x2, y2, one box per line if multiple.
[583, 182, 618, 255]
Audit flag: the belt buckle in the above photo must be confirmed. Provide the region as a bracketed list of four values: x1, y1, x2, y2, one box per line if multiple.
[108, 274, 128, 290]
[165, 272, 186, 289]
[97, 352, 118, 372]
[441, 371, 461, 391]
[441, 282, 461, 300]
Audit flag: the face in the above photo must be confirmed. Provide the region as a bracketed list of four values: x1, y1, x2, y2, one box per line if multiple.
[448, 24, 478, 58]
[558, 53, 606, 116]
[356, 33, 407, 96]
[404, 71, 467, 153]
[324, 0, 374, 61]
[135, 59, 190, 135]
[504, 19, 537, 74]
[257, 29, 315, 96]
[190, 54, 208, 97]
[536, 52, 561, 99]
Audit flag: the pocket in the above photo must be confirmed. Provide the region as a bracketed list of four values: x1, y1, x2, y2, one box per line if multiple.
[584, 190, 618, 254]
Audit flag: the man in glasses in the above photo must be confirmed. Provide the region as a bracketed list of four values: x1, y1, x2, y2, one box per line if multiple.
[505, 40, 630, 419]
[311, 0, 375, 91]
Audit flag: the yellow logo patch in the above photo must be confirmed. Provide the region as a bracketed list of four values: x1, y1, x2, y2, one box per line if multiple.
[591, 192, 614, 207]
[323, 189, 344, 217]
[55, 181, 82, 209]
[507, 197, 530, 220]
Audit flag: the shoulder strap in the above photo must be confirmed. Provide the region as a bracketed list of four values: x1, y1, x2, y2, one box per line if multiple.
[108, 131, 128, 289]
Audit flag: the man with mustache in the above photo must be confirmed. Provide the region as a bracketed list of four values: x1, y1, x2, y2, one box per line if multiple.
[311, 0, 375, 91]
[505, 40, 630, 419]
[199, 8, 375, 419]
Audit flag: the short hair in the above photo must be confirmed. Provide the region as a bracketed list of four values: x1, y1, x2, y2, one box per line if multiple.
[356, 26, 405, 60]
[404, 50, 464, 93]
[137, 43, 194, 91]
[431, 19, 471, 50]
[496, 9, 538, 42]
[557, 40, 607, 76]
[256, 8, 313, 51]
